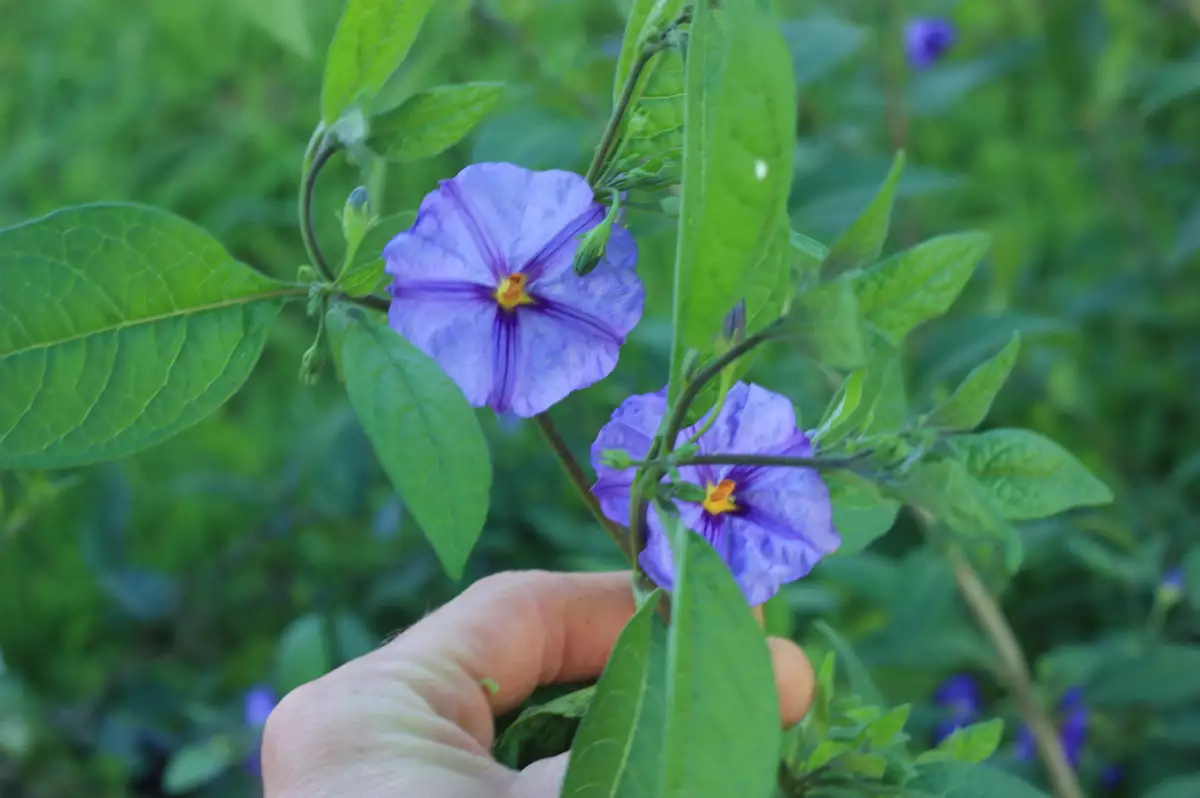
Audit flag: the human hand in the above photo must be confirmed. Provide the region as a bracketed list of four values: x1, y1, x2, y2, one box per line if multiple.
[262, 570, 816, 797]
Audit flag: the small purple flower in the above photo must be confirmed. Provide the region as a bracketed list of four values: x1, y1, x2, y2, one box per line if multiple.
[932, 673, 982, 745]
[590, 382, 839, 605]
[1014, 725, 1037, 762]
[244, 685, 277, 776]
[906, 18, 956, 69]
[1060, 689, 1088, 768]
[1100, 764, 1124, 789]
[386, 163, 645, 417]
[1162, 566, 1185, 592]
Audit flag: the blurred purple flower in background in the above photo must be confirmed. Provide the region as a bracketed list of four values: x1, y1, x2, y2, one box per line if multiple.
[932, 673, 982, 744]
[244, 685, 277, 776]
[906, 18, 956, 69]
[590, 382, 839, 605]
[1162, 565, 1185, 592]
[1013, 686, 1088, 768]
[386, 163, 644, 417]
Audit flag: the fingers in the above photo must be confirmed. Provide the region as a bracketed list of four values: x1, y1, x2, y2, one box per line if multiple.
[768, 636, 817, 727]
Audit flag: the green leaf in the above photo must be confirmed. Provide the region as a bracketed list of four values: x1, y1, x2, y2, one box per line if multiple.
[919, 718, 1004, 764]
[661, 524, 780, 798]
[829, 472, 900, 555]
[163, 737, 238, 795]
[368, 83, 506, 161]
[864, 704, 911, 749]
[790, 229, 829, 275]
[891, 458, 1022, 576]
[613, 0, 685, 103]
[822, 151, 905, 278]
[669, 0, 795, 400]
[781, 16, 868, 86]
[233, 0, 313, 58]
[1144, 774, 1200, 798]
[326, 303, 491, 579]
[337, 258, 388, 298]
[851, 232, 991, 344]
[321, 0, 438, 125]
[908, 761, 1049, 797]
[561, 593, 667, 798]
[1087, 644, 1200, 708]
[947, 429, 1113, 521]
[497, 685, 596, 769]
[813, 620, 884, 707]
[0, 204, 291, 469]
[815, 347, 908, 446]
[925, 333, 1020, 430]
[782, 280, 868, 370]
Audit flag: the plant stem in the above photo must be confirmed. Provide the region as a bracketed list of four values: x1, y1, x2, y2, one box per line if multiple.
[948, 549, 1084, 798]
[343, 293, 390, 313]
[534, 413, 633, 563]
[676, 453, 867, 471]
[585, 39, 667, 185]
[299, 128, 338, 281]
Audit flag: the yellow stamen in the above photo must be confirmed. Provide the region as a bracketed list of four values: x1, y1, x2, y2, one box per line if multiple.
[495, 273, 535, 311]
[703, 479, 738, 516]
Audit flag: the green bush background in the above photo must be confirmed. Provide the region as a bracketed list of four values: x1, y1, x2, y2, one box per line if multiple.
[2, 0, 1199, 795]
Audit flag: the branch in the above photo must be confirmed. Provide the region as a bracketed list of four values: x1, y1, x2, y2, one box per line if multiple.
[534, 413, 633, 563]
[299, 130, 338, 281]
[586, 38, 668, 185]
[676, 452, 868, 471]
[948, 549, 1084, 798]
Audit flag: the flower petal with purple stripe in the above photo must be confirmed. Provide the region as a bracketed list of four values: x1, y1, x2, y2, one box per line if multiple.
[386, 163, 644, 417]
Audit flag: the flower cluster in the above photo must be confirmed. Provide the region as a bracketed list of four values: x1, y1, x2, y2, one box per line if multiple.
[1015, 686, 1088, 768]
[386, 163, 838, 603]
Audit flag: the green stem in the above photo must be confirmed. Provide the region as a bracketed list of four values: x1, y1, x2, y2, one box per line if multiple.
[299, 128, 339, 281]
[343, 293, 390, 313]
[585, 39, 667, 186]
[534, 413, 633, 563]
[947, 548, 1084, 798]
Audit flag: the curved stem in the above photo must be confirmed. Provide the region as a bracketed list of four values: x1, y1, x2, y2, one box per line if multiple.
[534, 413, 633, 563]
[948, 549, 1084, 798]
[586, 39, 667, 186]
[299, 128, 338, 281]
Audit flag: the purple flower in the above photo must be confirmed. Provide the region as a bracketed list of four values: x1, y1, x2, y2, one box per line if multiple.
[1100, 764, 1124, 789]
[1162, 566, 1185, 592]
[1014, 725, 1037, 762]
[244, 685, 277, 776]
[590, 382, 839, 605]
[906, 18, 956, 69]
[1060, 689, 1088, 768]
[932, 673, 982, 745]
[386, 163, 645, 417]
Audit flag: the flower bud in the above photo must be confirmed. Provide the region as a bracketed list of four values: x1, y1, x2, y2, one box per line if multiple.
[299, 341, 325, 386]
[721, 299, 747, 346]
[601, 448, 635, 469]
[573, 192, 621, 276]
[342, 185, 373, 263]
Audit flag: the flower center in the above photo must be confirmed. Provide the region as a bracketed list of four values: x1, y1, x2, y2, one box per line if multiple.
[702, 479, 738, 516]
[495, 273, 534, 311]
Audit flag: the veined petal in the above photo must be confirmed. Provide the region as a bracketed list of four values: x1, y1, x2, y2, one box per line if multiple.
[692, 383, 799, 455]
[590, 391, 668, 527]
[725, 515, 834, 604]
[509, 169, 603, 271]
[385, 189, 503, 286]
[389, 290, 499, 408]
[487, 311, 520, 414]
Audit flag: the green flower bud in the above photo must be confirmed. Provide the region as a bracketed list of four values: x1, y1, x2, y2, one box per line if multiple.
[299, 342, 325, 386]
[341, 186, 373, 268]
[601, 448, 635, 469]
[573, 192, 622, 276]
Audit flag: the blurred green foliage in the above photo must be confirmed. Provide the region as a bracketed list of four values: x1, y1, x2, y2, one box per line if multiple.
[2, 0, 1199, 795]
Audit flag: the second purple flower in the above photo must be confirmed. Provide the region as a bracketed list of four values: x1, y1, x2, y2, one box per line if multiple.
[385, 163, 645, 417]
[590, 382, 840, 605]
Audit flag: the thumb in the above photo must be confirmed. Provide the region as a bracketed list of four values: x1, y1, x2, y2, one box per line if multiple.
[509, 752, 569, 797]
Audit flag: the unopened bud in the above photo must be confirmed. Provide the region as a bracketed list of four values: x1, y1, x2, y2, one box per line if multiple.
[601, 448, 635, 469]
[341, 186, 373, 264]
[721, 299, 747, 347]
[573, 192, 621, 276]
[299, 342, 325, 386]
[297, 264, 319, 284]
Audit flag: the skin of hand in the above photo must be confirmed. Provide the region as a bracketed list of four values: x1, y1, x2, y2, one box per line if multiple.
[262, 570, 816, 797]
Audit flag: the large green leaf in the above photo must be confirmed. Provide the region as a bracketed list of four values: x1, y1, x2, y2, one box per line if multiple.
[660, 523, 780, 798]
[367, 83, 506, 161]
[925, 333, 1020, 431]
[947, 429, 1113, 521]
[917, 718, 1004, 764]
[0, 204, 292, 469]
[326, 303, 491, 579]
[782, 280, 868, 370]
[669, 0, 795, 399]
[907, 761, 1049, 797]
[1144, 774, 1200, 798]
[822, 151, 905, 278]
[1087, 644, 1200, 708]
[851, 232, 991, 344]
[321, 0, 438, 125]
[561, 592, 667, 798]
[497, 685, 595, 769]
